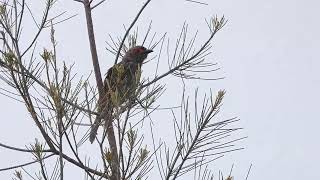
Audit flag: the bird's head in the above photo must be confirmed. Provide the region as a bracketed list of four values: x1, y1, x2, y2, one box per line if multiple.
[122, 46, 153, 64]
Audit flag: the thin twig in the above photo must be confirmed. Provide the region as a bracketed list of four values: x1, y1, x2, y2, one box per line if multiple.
[0, 154, 54, 171]
[245, 164, 252, 180]
[91, 0, 106, 10]
[114, 0, 152, 64]
[0, 142, 51, 153]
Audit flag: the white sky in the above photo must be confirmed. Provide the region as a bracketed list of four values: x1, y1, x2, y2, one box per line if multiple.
[0, 0, 319, 179]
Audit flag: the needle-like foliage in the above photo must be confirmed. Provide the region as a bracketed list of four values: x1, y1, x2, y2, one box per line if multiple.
[0, 0, 246, 180]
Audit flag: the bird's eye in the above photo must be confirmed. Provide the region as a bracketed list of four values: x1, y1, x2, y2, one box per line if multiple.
[134, 47, 145, 54]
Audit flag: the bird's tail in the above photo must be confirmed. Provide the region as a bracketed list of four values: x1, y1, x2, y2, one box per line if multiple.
[89, 116, 102, 143]
[89, 105, 113, 143]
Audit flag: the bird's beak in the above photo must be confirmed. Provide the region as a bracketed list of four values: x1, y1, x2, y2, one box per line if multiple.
[144, 49, 153, 54]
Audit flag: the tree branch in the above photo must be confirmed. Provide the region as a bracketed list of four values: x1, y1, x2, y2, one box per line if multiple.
[0, 154, 54, 171]
[0, 142, 51, 153]
[81, 0, 119, 179]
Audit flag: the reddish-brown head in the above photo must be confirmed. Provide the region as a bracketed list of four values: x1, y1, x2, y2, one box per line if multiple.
[122, 46, 153, 63]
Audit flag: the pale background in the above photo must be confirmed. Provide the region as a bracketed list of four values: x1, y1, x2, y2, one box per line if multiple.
[0, 0, 319, 179]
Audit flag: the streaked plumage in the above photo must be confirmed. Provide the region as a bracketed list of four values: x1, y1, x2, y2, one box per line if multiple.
[90, 46, 152, 143]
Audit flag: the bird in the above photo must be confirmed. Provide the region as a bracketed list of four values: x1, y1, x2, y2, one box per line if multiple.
[89, 46, 153, 143]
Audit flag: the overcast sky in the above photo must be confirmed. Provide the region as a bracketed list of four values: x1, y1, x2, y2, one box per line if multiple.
[0, 0, 319, 179]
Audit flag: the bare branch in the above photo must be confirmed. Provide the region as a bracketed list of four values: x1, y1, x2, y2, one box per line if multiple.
[0, 142, 51, 153]
[185, 0, 208, 6]
[91, 0, 106, 10]
[0, 154, 54, 172]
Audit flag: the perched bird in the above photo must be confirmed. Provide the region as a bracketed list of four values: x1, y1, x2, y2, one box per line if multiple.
[90, 46, 153, 143]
